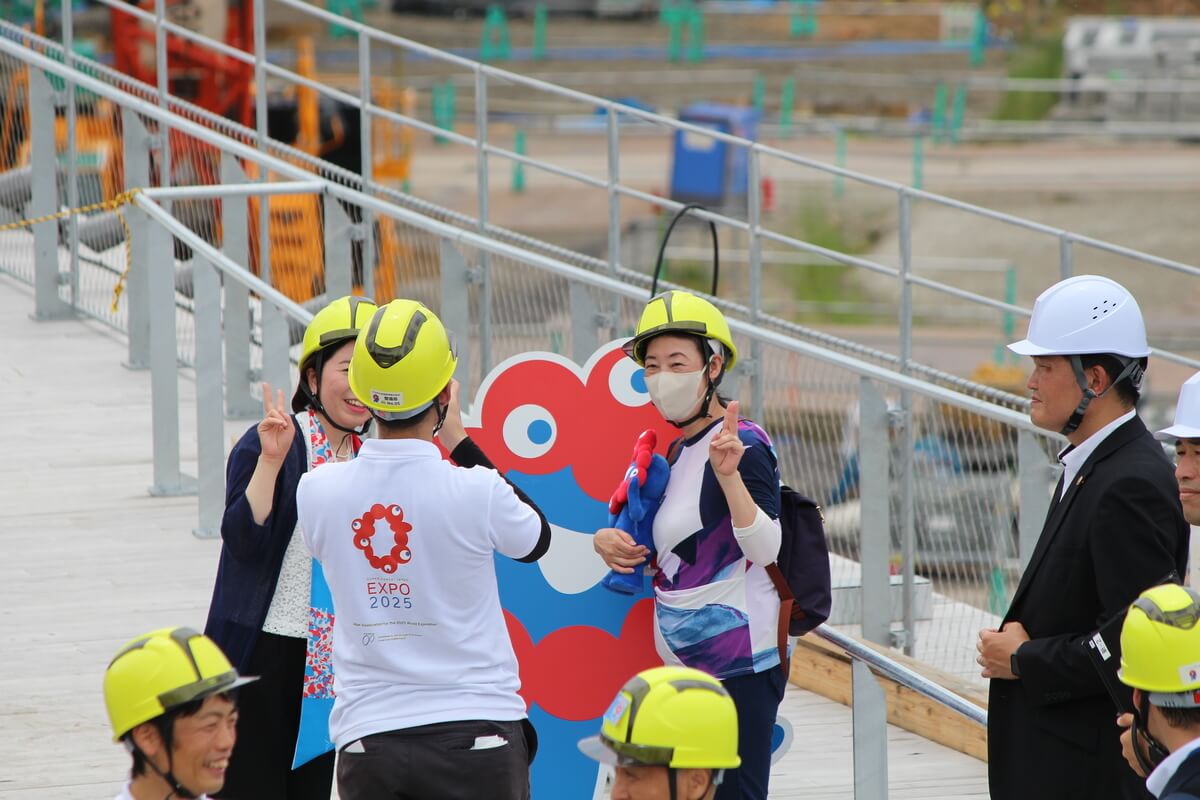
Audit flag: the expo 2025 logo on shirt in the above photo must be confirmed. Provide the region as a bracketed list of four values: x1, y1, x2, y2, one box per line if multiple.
[351, 503, 413, 573]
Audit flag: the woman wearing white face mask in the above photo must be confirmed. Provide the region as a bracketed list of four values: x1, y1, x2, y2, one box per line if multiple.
[593, 290, 785, 800]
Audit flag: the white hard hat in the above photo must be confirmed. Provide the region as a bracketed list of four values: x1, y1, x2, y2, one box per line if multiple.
[1008, 275, 1150, 359]
[1156, 371, 1200, 442]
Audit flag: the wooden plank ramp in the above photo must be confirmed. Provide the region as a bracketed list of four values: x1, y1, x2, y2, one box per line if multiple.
[0, 274, 988, 799]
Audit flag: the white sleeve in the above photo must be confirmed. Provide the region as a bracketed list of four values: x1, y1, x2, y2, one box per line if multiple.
[734, 506, 782, 566]
[487, 473, 542, 560]
[296, 473, 318, 561]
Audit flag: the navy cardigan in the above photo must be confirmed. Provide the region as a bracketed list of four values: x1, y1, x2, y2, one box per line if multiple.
[204, 418, 307, 674]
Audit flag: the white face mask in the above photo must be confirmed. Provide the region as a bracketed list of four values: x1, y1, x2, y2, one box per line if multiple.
[645, 368, 707, 422]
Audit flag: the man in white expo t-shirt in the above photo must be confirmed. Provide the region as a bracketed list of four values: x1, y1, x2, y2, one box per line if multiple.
[297, 299, 551, 800]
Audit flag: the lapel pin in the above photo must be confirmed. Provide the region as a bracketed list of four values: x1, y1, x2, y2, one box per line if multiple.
[1076, 476, 1085, 487]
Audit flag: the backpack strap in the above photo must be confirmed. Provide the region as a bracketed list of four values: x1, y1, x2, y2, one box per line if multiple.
[765, 562, 793, 676]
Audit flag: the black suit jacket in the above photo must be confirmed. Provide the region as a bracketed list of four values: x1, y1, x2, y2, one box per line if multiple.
[988, 416, 1189, 800]
[1166, 753, 1200, 800]
[1163, 747, 1200, 800]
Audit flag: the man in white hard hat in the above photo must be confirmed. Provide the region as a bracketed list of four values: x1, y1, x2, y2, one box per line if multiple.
[977, 275, 1189, 800]
[1156, 372, 1200, 527]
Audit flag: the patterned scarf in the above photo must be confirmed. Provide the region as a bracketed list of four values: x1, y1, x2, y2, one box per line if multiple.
[293, 408, 358, 768]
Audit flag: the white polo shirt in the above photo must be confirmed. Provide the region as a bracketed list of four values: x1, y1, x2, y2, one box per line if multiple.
[297, 438, 542, 749]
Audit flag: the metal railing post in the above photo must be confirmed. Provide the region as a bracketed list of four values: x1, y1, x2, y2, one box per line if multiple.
[260, 300, 292, 401]
[220, 153, 257, 418]
[192, 254, 224, 538]
[606, 109, 620, 277]
[28, 68, 70, 320]
[859, 378, 891, 647]
[440, 239, 474, 395]
[1059, 233, 1074, 280]
[474, 67, 492, 376]
[851, 660, 888, 800]
[144, 213, 193, 496]
[253, 0, 271, 286]
[153, 0, 171, 193]
[324, 193, 354, 299]
[122, 107, 153, 366]
[61, 0, 81, 310]
[357, 31, 376, 297]
[569, 281, 599, 363]
[897, 189, 916, 656]
[1018, 429, 1053, 570]
[748, 148, 765, 423]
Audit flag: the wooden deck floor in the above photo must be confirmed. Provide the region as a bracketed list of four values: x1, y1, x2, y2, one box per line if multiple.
[0, 273, 987, 799]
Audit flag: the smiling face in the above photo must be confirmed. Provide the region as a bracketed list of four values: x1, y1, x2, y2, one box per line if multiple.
[133, 693, 238, 797]
[610, 765, 714, 800]
[309, 340, 371, 430]
[1175, 439, 1200, 526]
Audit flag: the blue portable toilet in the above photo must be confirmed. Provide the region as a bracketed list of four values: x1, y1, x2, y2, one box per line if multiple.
[670, 103, 761, 209]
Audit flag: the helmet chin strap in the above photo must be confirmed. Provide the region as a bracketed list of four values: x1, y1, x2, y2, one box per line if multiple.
[132, 724, 200, 800]
[1132, 694, 1170, 776]
[1060, 355, 1144, 436]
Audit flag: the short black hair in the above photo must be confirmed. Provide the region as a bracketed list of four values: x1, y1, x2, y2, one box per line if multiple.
[126, 691, 238, 777]
[372, 403, 438, 434]
[1159, 705, 1200, 730]
[1079, 353, 1145, 407]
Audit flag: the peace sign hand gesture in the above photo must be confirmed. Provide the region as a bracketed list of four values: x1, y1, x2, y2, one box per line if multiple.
[257, 382, 294, 464]
[709, 401, 745, 478]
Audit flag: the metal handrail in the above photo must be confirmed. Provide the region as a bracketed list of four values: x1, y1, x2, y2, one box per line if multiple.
[52, 0, 1200, 347]
[815, 625, 988, 726]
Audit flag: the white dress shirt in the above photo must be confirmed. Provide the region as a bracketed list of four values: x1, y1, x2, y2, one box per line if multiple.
[1147, 734, 1200, 797]
[1057, 410, 1136, 499]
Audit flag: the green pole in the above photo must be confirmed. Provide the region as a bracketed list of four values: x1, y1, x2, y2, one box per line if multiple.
[801, 0, 818, 38]
[665, 2, 684, 63]
[912, 134, 924, 190]
[789, 0, 802, 38]
[931, 81, 947, 144]
[834, 127, 846, 198]
[532, 3, 548, 61]
[752, 74, 766, 117]
[780, 77, 795, 137]
[512, 129, 527, 194]
[685, 4, 705, 64]
[950, 83, 967, 144]
[970, 7, 986, 68]
[432, 83, 447, 145]
[498, 5, 512, 60]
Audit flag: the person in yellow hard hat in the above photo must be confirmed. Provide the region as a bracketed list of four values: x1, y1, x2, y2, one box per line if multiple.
[104, 627, 255, 800]
[1114, 584, 1200, 798]
[592, 291, 785, 800]
[203, 294, 377, 800]
[295, 299, 552, 800]
[578, 665, 740, 800]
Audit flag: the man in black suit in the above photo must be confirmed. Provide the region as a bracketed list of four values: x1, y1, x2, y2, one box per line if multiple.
[977, 275, 1190, 800]
[1116, 584, 1200, 800]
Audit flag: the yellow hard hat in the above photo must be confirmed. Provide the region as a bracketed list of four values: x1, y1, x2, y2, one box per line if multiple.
[103, 627, 255, 741]
[1119, 584, 1200, 705]
[348, 299, 457, 420]
[292, 295, 379, 413]
[577, 666, 740, 770]
[624, 291, 738, 371]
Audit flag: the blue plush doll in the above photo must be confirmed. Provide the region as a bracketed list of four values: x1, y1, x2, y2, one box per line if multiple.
[601, 429, 671, 595]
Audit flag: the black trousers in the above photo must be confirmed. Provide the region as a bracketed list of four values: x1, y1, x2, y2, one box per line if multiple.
[215, 632, 335, 800]
[715, 664, 788, 800]
[337, 719, 535, 800]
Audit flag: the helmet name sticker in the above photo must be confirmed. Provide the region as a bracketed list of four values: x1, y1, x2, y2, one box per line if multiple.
[370, 389, 405, 407]
[1181, 663, 1200, 684]
[603, 693, 630, 727]
[351, 503, 414, 573]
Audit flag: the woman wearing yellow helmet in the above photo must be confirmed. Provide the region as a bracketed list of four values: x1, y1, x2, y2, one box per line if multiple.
[593, 290, 785, 800]
[203, 294, 377, 800]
